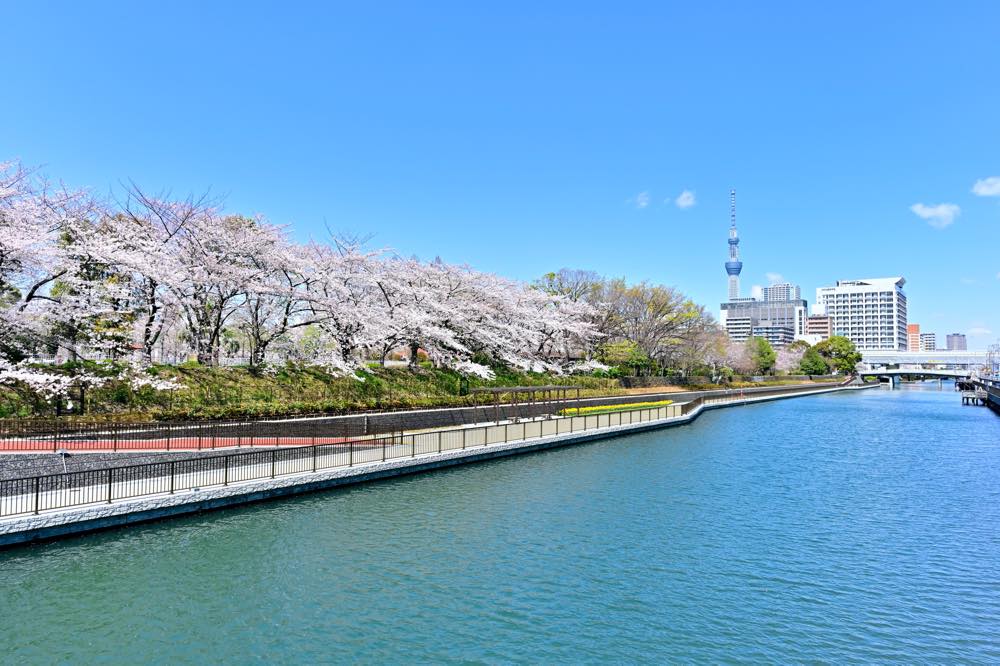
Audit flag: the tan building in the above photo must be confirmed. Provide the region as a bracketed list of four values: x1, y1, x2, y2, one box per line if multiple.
[907, 323, 920, 352]
[806, 315, 833, 340]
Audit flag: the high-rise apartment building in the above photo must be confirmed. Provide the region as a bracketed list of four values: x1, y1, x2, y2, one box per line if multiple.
[946, 333, 967, 351]
[919, 332, 936, 351]
[907, 324, 920, 352]
[814, 277, 907, 351]
[761, 283, 802, 302]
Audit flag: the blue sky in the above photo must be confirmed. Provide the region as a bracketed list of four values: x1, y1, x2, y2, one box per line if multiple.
[3, 2, 999, 348]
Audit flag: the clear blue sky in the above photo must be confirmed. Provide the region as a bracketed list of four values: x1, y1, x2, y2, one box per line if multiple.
[3, 2, 999, 348]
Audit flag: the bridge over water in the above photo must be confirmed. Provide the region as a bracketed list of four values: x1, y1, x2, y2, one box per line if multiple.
[860, 350, 988, 372]
[858, 350, 990, 386]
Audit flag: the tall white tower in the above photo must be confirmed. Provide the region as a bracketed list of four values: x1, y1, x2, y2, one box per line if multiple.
[725, 189, 742, 301]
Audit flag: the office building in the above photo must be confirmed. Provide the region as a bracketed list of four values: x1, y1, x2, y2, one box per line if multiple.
[721, 299, 807, 344]
[919, 332, 936, 351]
[752, 321, 797, 347]
[946, 333, 967, 351]
[813, 277, 907, 351]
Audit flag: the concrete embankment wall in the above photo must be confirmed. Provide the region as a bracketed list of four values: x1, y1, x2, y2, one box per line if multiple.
[0, 383, 876, 548]
[983, 381, 1000, 415]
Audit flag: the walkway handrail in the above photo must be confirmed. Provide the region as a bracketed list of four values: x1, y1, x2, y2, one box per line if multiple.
[0, 380, 848, 452]
[0, 383, 845, 519]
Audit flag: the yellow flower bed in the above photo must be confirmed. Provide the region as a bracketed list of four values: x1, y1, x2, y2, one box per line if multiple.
[558, 399, 674, 417]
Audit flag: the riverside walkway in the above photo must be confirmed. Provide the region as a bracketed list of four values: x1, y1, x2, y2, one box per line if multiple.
[0, 380, 844, 453]
[0, 381, 872, 546]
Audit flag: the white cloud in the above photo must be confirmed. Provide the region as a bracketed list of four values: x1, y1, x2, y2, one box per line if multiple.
[972, 176, 1000, 197]
[633, 191, 650, 209]
[765, 272, 784, 284]
[674, 190, 696, 209]
[968, 326, 993, 336]
[910, 202, 960, 229]
[960, 277, 976, 285]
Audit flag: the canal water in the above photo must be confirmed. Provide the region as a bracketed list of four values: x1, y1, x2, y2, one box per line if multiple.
[2, 384, 999, 662]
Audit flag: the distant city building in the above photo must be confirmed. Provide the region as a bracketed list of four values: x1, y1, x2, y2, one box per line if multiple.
[806, 315, 832, 339]
[752, 320, 796, 347]
[919, 332, 937, 351]
[761, 282, 802, 302]
[907, 323, 920, 352]
[946, 333, 967, 351]
[814, 277, 907, 351]
[795, 315, 833, 346]
[722, 295, 806, 345]
[907, 324, 921, 351]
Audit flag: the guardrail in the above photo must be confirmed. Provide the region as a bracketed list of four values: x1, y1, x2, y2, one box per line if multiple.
[0, 382, 847, 519]
[0, 417, 373, 453]
[0, 381, 846, 453]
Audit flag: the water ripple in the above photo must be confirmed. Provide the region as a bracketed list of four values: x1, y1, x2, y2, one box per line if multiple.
[2, 384, 999, 662]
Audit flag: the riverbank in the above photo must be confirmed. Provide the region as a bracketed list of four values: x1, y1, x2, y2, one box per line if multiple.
[0, 382, 875, 547]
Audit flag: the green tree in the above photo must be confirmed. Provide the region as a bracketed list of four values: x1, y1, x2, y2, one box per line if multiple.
[799, 346, 829, 375]
[598, 339, 650, 374]
[813, 335, 861, 375]
[787, 339, 811, 353]
[747, 336, 776, 374]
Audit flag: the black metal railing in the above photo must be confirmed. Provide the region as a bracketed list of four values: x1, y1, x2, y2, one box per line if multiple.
[0, 380, 847, 453]
[0, 382, 850, 519]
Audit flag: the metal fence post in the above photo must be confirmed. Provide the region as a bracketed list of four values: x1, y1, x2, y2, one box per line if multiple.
[169, 462, 175, 494]
[313, 445, 318, 472]
[107, 468, 113, 504]
[462, 428, 466, 450]
[349, 441, 354, 467]
[438, 430, 442, 454]
[33, 477, 40, 515]
[224, 456, 229, 486]
[382, 437, 386, 462]
[271, 449, 277, 478]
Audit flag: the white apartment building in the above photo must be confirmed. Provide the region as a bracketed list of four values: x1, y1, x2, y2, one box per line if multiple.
[919, 332, 936, 351]
[760, 282, 801, 302]
[813, 277, 908, 351]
